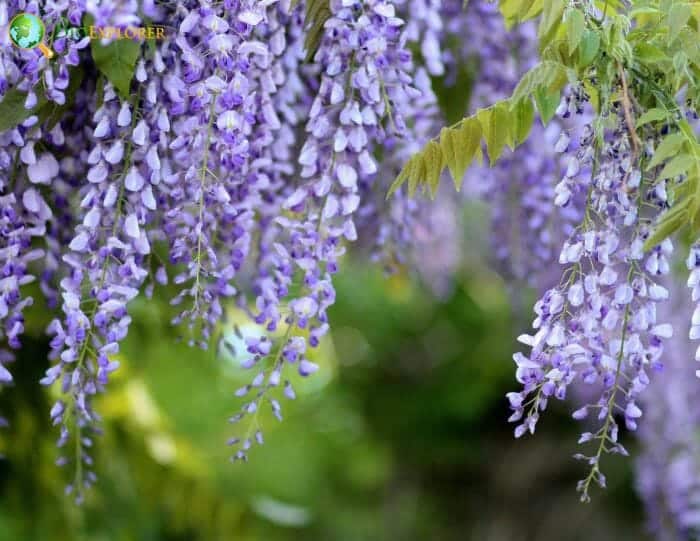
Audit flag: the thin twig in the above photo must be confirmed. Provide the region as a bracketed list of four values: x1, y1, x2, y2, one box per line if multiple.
[617, 63, 642, 158]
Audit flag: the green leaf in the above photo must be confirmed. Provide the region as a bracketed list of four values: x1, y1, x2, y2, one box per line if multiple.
[534, 87, 560, 125]
[0, 90, 46, 132]
[454, 118, 482, 183]
[630, 6, 661, 17]
[90, 27, 141, 98]
[439, 128, 458, 184]
[538, 0, 566, 50]
[300, 0, 332, 62]
[0, 66, 83, 132]
[512, 98, 534, 145]
[408, 155, 426, 197]
[644, 197, 690, 250]
[668, 3, 691, 43]
[477, 105, 509, 164]
[388, 155, 416, 198]
[647, 133, 686, 169]
[511, 61, 567, 104]
[658, 153, 694, 179]
[636, 108, 669, 127]
[499, 0, 539, 28]
[424, 141, 444, 198]
[438, 118, 482, 191]
[633, 43, 669, 64]
[577, 30, 600, 67]
[567, 9, 586, 54]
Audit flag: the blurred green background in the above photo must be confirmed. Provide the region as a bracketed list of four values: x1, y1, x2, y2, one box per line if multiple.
[0, 208, 651, 541]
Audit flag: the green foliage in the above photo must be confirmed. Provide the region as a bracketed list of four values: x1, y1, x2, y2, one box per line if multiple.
[387, 59, 572, 198]
[292, 0, 332, 62]
[566, 8, 586, 55]
[389, 0, 700, 251]
[643, 120, 700, 249]
[537, 0, 566, 52]
[0, 90, 43, 132]
[498, 0, 542, 29]
[0, 67, 84, 133]
[87, 16, 142, 99]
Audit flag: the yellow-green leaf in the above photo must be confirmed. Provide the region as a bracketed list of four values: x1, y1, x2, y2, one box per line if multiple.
[512, 98, 534, 145]
[647, 133, 686, 169]
[388, 156, 415, 198]
[658, 153, 694, 179]
[424, 141, 444, 198]
[636, 108, 669, 127]
[477, 106, 509, 164]
[439, 127, 458, 183]
[567, 9, 586, 54]
[454, 118, 483, 184]
[499, 0, 539, 28]
[538, 0, 566, 50]
[534, 87, 560, 125]
[644, 197, 690, 250]
[630, 6, 660, 17]
[408, 155, 426, 197]
[633, 43, 669, 64]
[668, 3, 691, 43]
[511, 61, 567, 104]
[578, 29, 600, 67]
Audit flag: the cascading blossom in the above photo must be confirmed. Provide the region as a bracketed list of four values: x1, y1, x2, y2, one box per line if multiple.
[686, 243, 700, 375]
[2, 0, 700, 512]
[636, 276, 700, 540]
[507, 90, 674, 501]
[225, 0, 439, 459]
[0, 0, 446, 496]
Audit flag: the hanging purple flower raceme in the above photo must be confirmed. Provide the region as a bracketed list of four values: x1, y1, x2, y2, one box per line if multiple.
[0, 0, 96, 450]
[225, 0, 429, 459]
[0, 100, 56, 424]
[636, 274, 700, 540]
[507, 90, 673, 502]
[245, 2, 308, 301]
[1, 1, 101, 318]
[686, 243, 700, 377]
[161, 1, 287, 347]
[36, 0, 206, 497]
[41, 79, 154, 502]
[0, 188, 47, 382]
[338, 0, 451, 284]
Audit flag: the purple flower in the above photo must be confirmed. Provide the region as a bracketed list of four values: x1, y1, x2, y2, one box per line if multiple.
[507, 93, 675, 502]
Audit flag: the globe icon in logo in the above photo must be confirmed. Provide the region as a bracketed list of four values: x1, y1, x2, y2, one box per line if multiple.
[8, 13, 54, 58]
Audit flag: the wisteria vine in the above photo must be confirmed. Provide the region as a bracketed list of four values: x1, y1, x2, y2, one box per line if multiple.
[3, 0, 700, 520]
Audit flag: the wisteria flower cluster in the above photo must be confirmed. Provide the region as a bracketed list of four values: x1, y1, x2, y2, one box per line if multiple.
[385, 0, 700, 516]
[4, 0, 700, 523]
[0, 0, 466, 502]
[637, 276, 700, 540]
